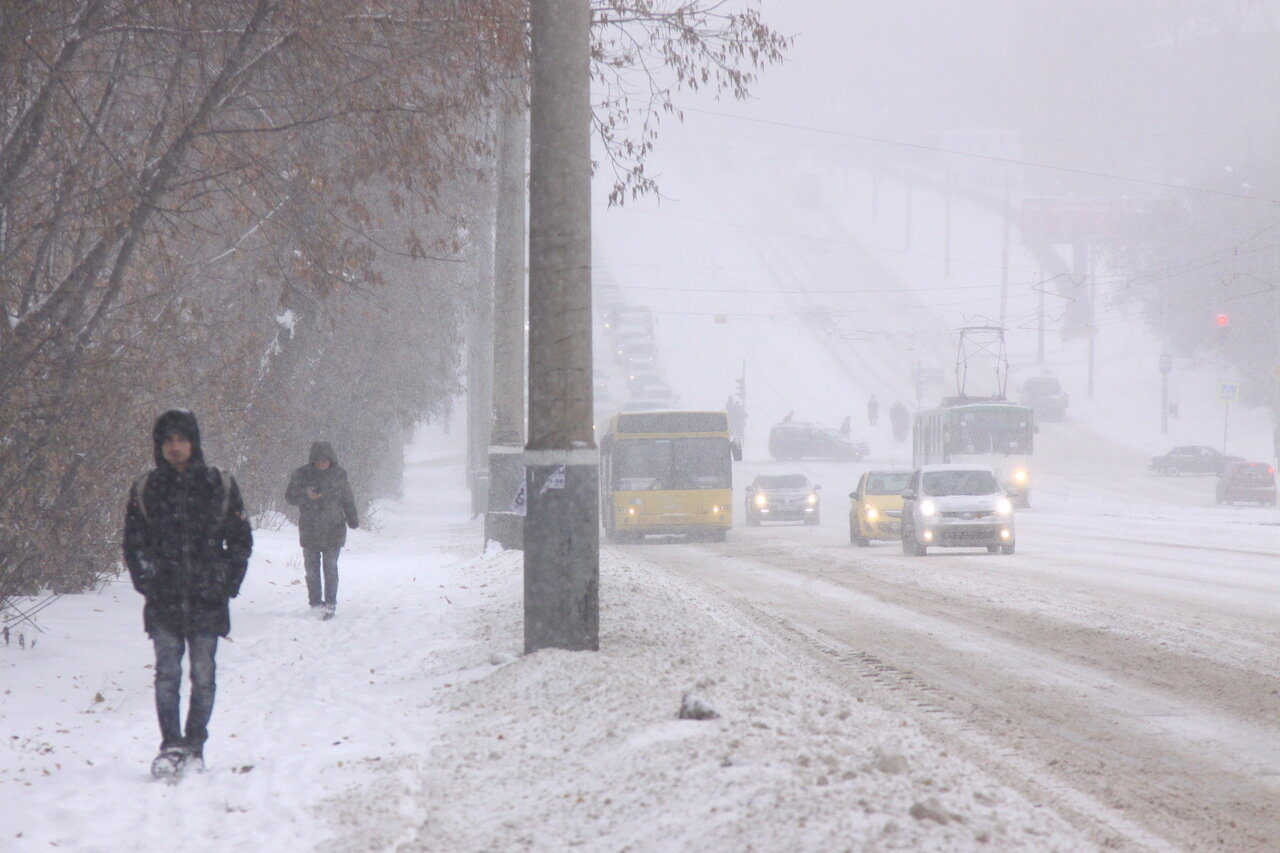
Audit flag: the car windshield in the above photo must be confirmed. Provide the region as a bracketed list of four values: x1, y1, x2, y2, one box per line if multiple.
[865, 472, 912, 494]
[922, 469, 1000, 496]
[757, 474, 809, 489]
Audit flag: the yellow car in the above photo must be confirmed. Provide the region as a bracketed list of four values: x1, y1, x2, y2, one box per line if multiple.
[849, 470, 912, 546]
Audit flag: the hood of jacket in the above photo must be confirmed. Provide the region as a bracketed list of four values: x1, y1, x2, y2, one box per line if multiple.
[309, 441, 338, 466]
[152, 409, 205, 468]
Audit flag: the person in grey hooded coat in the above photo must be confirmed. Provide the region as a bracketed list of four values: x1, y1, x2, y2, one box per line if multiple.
[285, 442, 358, 618]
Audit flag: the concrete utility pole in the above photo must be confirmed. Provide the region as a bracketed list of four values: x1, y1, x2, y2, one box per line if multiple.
[524, 0, 598, 653]
[465, 188, 495, 519]
[485, 100, 529, 550]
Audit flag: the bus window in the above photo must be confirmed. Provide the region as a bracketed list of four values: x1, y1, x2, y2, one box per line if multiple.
[672, 438, 731, 489]
[616, 440, 668, 490]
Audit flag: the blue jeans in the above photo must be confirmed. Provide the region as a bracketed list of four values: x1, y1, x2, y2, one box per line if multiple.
[152, 625, 218, 751]
[303, 547, 340, 607]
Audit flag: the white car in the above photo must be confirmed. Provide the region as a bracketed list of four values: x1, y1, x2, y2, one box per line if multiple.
[900, 464, 1015, 555]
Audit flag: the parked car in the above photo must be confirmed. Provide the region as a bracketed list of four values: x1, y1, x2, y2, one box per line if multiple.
[900, 464, 1015, 555]
[768, 421, 868, 461]
[1149, 445, 1244, 477]
[1019, 375, 1068, 421]
[1216, 462, 1277, 505]
[849, 470, 911, 546]
[745, 473, 821, 525]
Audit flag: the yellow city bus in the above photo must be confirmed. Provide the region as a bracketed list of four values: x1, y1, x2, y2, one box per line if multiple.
[599, 409, 742, 542]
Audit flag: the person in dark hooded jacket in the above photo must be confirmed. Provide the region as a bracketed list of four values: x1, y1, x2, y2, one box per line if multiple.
[285, 442, 358, 618]
[123, 409, 252, 777]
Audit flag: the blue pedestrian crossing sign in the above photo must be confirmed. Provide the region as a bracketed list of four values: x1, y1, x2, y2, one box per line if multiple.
[1217, 382, 1239, 402]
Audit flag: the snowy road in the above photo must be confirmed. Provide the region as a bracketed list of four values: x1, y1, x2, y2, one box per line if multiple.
[621, 443, 1280, 850]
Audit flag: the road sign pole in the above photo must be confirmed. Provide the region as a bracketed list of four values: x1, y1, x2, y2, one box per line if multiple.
[1223, 400, 1230, 455]
[1161, 372, 1169, 435]
[1159, 352, 1172, 435]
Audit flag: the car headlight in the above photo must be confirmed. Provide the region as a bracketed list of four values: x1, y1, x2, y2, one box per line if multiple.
[919, 498, 937, 518]
[754, 493, 768, 508]
[1012, 468, 1028, 485]
[806, 492, 819, 506]
[996, 497, 1013, 515]
[864, 504, 879, 521]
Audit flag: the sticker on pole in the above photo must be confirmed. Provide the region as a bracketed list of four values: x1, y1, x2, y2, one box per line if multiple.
[510, 483, 527, 517]
[539, 465, 566, 495]
[1217, 381, 1239, 402]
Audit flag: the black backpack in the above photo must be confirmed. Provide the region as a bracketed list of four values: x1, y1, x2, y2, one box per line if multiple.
[132, 466, 232, 524]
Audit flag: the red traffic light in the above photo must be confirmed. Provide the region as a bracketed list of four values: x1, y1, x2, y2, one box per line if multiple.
[1216, 313, 1230, 327]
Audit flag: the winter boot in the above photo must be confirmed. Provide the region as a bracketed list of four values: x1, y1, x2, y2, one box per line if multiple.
[150, 746, 189, 782]
[321, 604, 336, 621]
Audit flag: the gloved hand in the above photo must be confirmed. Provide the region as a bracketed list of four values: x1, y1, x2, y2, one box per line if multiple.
[132, 559, 154, 595]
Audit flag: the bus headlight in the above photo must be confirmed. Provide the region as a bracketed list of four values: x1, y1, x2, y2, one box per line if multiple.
[627, 506, 637, 517]
[711, 505, 722, 515]
[996, 497, 1013, 515]
[754, 493, 768, 508]
[919, 499, 937, 518]
[864, 504, 879, 521]
[1012, 467, 1028, 485]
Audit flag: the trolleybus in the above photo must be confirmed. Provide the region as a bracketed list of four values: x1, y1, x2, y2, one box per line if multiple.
[912, 398, 1035, 506]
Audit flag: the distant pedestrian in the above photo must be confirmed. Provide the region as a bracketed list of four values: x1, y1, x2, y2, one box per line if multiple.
[867, 395, 879, 426]
[889, 401, 910, 442]
[123, 409, 253, 780]
[285, 442, 359, 620]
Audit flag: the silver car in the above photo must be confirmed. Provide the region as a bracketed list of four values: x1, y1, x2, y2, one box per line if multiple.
[901, 464, 1015, 555]
[745, 473, 821, 526]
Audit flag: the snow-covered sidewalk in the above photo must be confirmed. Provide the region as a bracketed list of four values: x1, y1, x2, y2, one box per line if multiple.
[1, 433, 1091, 851]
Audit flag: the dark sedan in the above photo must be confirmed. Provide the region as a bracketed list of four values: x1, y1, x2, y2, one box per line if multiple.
[1149, 445, 1244, 476]
[768, 422, 868, 462]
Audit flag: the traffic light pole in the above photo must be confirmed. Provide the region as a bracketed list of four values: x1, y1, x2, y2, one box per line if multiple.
[524, 0, 598, 653]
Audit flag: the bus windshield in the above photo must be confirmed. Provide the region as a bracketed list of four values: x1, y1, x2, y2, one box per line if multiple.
[954, 409, 1033, 454]
[615, 437, 731, 491]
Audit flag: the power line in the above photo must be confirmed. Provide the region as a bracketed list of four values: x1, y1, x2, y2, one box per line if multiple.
[682, 106, 1280, 205]
[613, 206, 1041, 275]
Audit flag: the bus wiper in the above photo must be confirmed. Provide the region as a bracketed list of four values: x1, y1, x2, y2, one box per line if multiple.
[668, 470, 698, 489]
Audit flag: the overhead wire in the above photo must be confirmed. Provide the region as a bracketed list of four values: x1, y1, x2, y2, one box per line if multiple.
[680, 106, 1280, 205]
